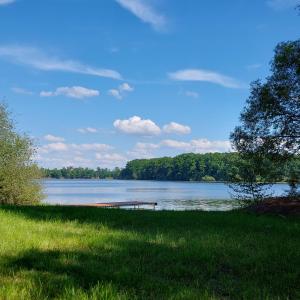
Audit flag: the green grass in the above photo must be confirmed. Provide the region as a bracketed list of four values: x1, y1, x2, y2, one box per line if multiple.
[0, 206, 299, 299]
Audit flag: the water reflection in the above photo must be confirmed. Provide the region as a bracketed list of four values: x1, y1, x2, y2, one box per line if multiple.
[42, 179, 288, 211]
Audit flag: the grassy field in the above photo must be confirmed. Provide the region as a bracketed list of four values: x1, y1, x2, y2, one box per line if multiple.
[0, 206, 299, 299]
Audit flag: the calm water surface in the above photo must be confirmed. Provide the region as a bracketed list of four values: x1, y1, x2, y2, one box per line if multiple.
[42, 179, 289, 211]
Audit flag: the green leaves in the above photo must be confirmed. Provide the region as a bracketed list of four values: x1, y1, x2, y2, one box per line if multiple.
[231, 40, 300, 157]
[230, 40, 300, 199]
[0, 103, 43, 205]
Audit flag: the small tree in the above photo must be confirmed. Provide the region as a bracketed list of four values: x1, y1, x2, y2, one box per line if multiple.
[228, 156, 273, 205]
[0, 103, 43, 204]
[285, 158, 300, 197]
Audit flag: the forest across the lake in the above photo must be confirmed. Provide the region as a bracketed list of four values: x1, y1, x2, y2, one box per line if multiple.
[42, 152, 300, 182]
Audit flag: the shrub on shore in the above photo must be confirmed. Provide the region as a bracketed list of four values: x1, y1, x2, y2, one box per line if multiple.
[0, 103, 43, 204]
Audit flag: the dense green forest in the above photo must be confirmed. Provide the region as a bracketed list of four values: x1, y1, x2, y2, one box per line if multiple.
[42, 167, 121, 179]
[118, 153, 298, 182]
[42, 152, 299, 182]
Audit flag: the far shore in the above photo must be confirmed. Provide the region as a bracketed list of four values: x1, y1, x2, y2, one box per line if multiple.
[41, 177, 291, 184]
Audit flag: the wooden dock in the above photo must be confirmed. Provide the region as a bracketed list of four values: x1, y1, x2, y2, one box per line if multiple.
[68, 201, 157, 209]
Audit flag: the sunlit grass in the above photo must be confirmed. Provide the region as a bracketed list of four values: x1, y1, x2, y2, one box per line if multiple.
[0, 206, 299, 299]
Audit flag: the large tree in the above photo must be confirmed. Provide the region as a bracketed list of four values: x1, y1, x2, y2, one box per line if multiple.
[231, 40, 300, 195]
[0, 103, 43, 204]
[231, 40, 300, 157]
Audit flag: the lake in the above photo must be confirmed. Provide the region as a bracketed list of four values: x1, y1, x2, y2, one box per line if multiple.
[42, 179, 289, 211]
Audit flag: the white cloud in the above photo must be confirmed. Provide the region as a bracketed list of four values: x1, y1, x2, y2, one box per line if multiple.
[36, 141, 118, 168]
[96, 153, 126, 162]
[95, 152, 127, 168]
[267, 0, 300, 10]
[160, 139, 190, 149]
[108, 89, 122, 100]
[129, 142, 159, 158]
[37, 142, 114, 168]
[44, 134, 65, 142]
[11, 87, 33, 95]
[77, 127, 98, 134]
[129, 138, 230, 159]
[108, 82, 134, 99]
[73, 156, 92, 164]
[37, 152, 126, 168]
[114, 116, 161, 135]
[185, 91, 199, 98]
[40, 142, 69, 152]
[190, 139, 231, 153]
[163, 122, 191, 135]
[70, 143, 113, 152]
[169, 69, 242, 88]
[86, 127, 98, 133]
[40, 86, 100, 99]
[114, 117, 191, 136]
[0, 46, 122, 80]
[40, 91, 53, 97]
[115, 0, 166, 31]
[160, 138, 231, 153]
[36, 136, 231, 169]
[39, 142, 113, 154]
[0, 0, 15, 5]
[119, 82, 134, 92]
[135, 142, 160, 150]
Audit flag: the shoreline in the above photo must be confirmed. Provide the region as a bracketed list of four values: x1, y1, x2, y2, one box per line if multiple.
[41, 178, 291, 184]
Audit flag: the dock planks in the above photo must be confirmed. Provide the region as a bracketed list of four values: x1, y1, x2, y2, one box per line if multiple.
[66, 201, 157, 209]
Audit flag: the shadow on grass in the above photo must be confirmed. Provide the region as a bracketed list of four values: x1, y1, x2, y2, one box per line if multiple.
[2, 237, 240, 299]
[1, 205, 300, 299]
[2, 231, 299, 299]
[0, 204, 292, 236]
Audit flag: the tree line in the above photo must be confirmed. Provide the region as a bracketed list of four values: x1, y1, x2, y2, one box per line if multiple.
[42, 167, 121, 179]
[42, 152, 299, 183]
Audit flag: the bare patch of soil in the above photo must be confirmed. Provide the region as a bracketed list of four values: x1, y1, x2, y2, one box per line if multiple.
[246, 196, 300, 216]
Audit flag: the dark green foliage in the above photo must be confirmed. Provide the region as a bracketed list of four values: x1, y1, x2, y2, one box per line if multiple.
[42, 166, 121, 179]
[0, 206, 299, 299]
[120, 153, 241, 181]
[228, 157, 274, 204]
[0, 103, 43, 204]
[230, 40, 300, 198]
[43, 153, 299, 185]
[231, 40, 300, 158]
[119, 152, 298, 182]
[285, 157, 300, 196]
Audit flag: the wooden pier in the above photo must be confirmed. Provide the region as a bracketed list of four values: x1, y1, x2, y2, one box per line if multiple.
[68, 201, 157, 210]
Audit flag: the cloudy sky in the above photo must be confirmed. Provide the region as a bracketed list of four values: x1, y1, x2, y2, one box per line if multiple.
[0, 0, 299, 168]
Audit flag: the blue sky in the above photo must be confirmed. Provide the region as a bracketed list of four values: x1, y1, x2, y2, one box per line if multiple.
[0, 0, 299, 168]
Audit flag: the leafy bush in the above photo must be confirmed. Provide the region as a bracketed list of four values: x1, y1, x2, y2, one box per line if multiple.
[228, 157, 273, 205]
[0, 103, 43, 204]
[201, 175, 216, 182]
